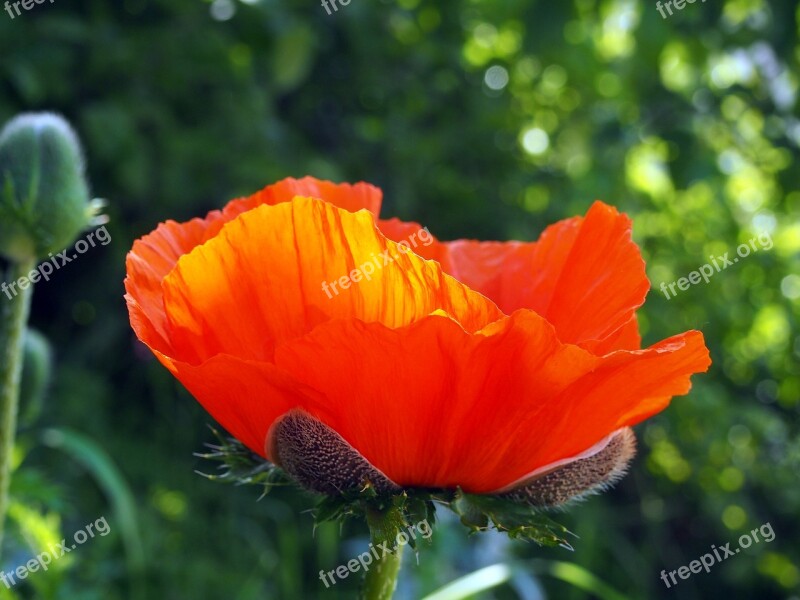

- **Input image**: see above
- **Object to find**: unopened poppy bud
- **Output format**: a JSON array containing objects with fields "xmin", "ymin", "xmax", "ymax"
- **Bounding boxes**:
[
  {"xmin": 20, "ymin": 328, "xmax": 52, "ymax": 427},
  {"xmin": 0, "ymin": 112, "xmax": 103, "ymax": 262}
]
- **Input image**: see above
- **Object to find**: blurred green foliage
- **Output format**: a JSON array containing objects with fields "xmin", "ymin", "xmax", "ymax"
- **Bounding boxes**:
[{"xmin": 0, "ymin": 0, "xmax": 798, "ymax": 598}]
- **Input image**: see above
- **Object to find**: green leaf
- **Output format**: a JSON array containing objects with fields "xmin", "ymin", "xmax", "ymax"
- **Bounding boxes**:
[
  {"xmin": 194, "ymin": 426, "xmax": 289, "ymax": 496},
  {"xmin": 422, "ymin": 564, "xmax": 515, "ymax": 600},
  {"xmin": 40, "ymin": 429, "xmax": 146, "ymax": 575},
  {"xmin": 422, "ymin": 561, "xmax": 630, "ymax": 600},
  {"xmin": 451, "ymin": 490, "xmax": 489, "ymax": 532},
  {"xmin": 529, "ymin": 560, "xmax": 630, "ymax": 600},
  {"xmin": 270, "ymin": 23, "xmax": 316, "ymax": 93},
  {"xmin": 449, "ymin": 491, "xmax": 575, "ymax": 549},
  {"xmin": 365, "ymin": 495, "xmax": 408, "ymax": 550}
]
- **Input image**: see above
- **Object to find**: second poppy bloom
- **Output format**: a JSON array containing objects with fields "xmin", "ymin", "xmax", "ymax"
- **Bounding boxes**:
[{"xmin": 125, "ymin": 177, "xmax": 710, "ymax": 505}]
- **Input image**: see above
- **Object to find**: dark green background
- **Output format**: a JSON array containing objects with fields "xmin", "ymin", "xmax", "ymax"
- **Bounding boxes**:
[{"xmin": 0, "ymin": 0, "xmax": 798, "ymax": 598}]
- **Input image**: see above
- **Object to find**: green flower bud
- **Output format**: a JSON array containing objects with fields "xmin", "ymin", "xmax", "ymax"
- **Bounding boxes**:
[
  {"xmin": 0, "ymin": 113, "xmax": 102, "ymax": 262},
  {"xmin": 19, "ymin": 328, "xmax": 52, "ymax": 427}
]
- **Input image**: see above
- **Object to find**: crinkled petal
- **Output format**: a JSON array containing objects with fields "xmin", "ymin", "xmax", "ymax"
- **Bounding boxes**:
[
  {"xmin": 125, "ymin": 177, "xmax": 384, "ymax": 354},
  {"xmin": 152, "ymin": 350, "xmax": 332, "ymax": 458},
  {"xmin": 377, "ymin": 217, "xmax": 454, "ymax": 271},
  {"xmin": 445, "ymin": 201, "xmax": 650, "ymax": 352},
  {"xmin": 222, "ymin": 176, "xmax": 383, "ymax": 221},
  {"xmin": 272, "ymin": 310, "xmax": 710, "ymax": 492},
  {"xmin": 160, "ymin": 197, "xmax": 503, "ymax": 364},
  {"xmin": 125, "ymin": 187, "xmax": 711, "ymax": 495}
]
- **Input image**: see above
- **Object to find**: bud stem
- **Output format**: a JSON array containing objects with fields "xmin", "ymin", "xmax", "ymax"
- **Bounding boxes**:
[
  {"xmin": 0, "ymin": 256, "xmax": 36, "ymax": 555},
  {"xmin": 359, "ymin": 540, "xmax": 403, "ymax": 600}
]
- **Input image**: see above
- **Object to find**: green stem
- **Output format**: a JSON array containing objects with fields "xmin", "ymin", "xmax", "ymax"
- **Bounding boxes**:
[
  {"xmin": 0, "ymin": 257, "xmax": 36, "ymax": 556},
  {"xmin": 359, "ymin": 542, "xmax": 404, "ymax": 600}
]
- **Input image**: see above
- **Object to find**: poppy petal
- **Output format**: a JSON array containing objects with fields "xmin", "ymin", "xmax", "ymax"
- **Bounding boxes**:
[
  {"xmin": 159, "ymin": 197, "xmax": 503, "ymax": 364},
  {"xmin": 580, "ymin": 314, "xmax": 641, "ymax": 355},
  {"xmin": 125, "ymin": 181, "xmax": 712, "ymax": 500},
  {"xmin": 222, "ymin": 176, "xmax": 383, "ymax": 221},
  {"xmin": 151, "ymin": 349, "xmax": 330, "ymax": 461},
  {"xmin": 126, "ymin": 178, "xmax": 385, "ymax": 353},
  {"xmin": 489, "ymin": 330, "xmax": 710, "ymax": 492},
  {"xmin": 273, "ymin": 309, "xmax": 709, "ymax": 492},
  {"xmin": 377, "ymin": 217, "xmax": 454, "ymax": 271},
  {"xmin": 445, "ymin": 201, "xmax": 650, "ymax": 350},
  {"xmin": 125, "ymin": 216, "xmax": 226, "ymax": 351}
]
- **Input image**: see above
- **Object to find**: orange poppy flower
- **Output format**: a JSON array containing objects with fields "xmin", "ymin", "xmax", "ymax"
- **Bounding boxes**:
[{"xmin": 125, "ymin": 177, "xmax": 710, "ymax": 497}]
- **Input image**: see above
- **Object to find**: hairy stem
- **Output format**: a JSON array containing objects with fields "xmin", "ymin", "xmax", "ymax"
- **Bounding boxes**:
[
  {"xmin": 0, "ymin": 257, "xmax": 36, "ymax": 555},
  {"xmin": 359, "ymin": 541, "xmax": 404, "ymax": 600}
]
